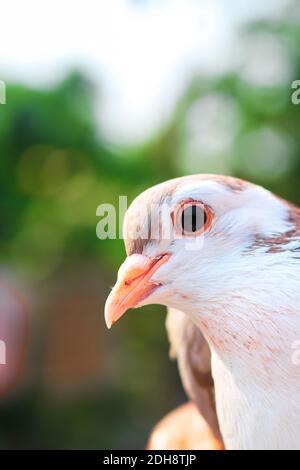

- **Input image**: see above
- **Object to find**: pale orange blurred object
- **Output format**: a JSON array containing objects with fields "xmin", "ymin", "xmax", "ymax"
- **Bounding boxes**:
[{"xmin": 147, "ymin": 402, "xmax": 224, "ymax": 450}]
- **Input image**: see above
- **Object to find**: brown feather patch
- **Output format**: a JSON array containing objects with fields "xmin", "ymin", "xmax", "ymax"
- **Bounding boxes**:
[{"xmin": 247, "ymin": 206, "xmax": 300, "ymax": 254}]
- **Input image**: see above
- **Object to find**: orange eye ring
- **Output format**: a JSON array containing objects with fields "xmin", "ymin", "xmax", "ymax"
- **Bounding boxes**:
[{"xmin": 172, "ymin": 199, "xmax": 213, "ymax": 237}]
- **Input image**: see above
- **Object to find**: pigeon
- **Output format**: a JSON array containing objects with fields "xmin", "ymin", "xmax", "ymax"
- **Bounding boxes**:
[{"xmin": 104, "ymin": 174, "xmax": 300, "ymax": 450}]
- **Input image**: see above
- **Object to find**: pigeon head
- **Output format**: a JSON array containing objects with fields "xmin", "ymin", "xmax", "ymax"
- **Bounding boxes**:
[{"xmin": 105, "ymin": 174, "xmax": 299, "ymax": 345}]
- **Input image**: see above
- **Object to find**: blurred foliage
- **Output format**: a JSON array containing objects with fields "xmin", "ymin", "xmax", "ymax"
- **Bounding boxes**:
[{"xmin": 0, "ymin": 7, "xmax": 300, "ymax": 449}]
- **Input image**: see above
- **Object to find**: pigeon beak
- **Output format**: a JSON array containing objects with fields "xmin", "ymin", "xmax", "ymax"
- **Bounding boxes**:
[{"xmin": 104, "ymin": 253, "xmax": 171, "ymax": 329}]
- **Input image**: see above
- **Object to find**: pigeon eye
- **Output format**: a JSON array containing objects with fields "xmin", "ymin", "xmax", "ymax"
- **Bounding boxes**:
[{"xmin": 173, "ymin": 200, "xmax": 213, "ymax": 237}]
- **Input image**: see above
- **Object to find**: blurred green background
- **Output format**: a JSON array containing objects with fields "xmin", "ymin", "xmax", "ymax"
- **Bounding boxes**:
[{"xmin": 0, "ymin": 0, "xmax": 300, "ymax": 449}]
